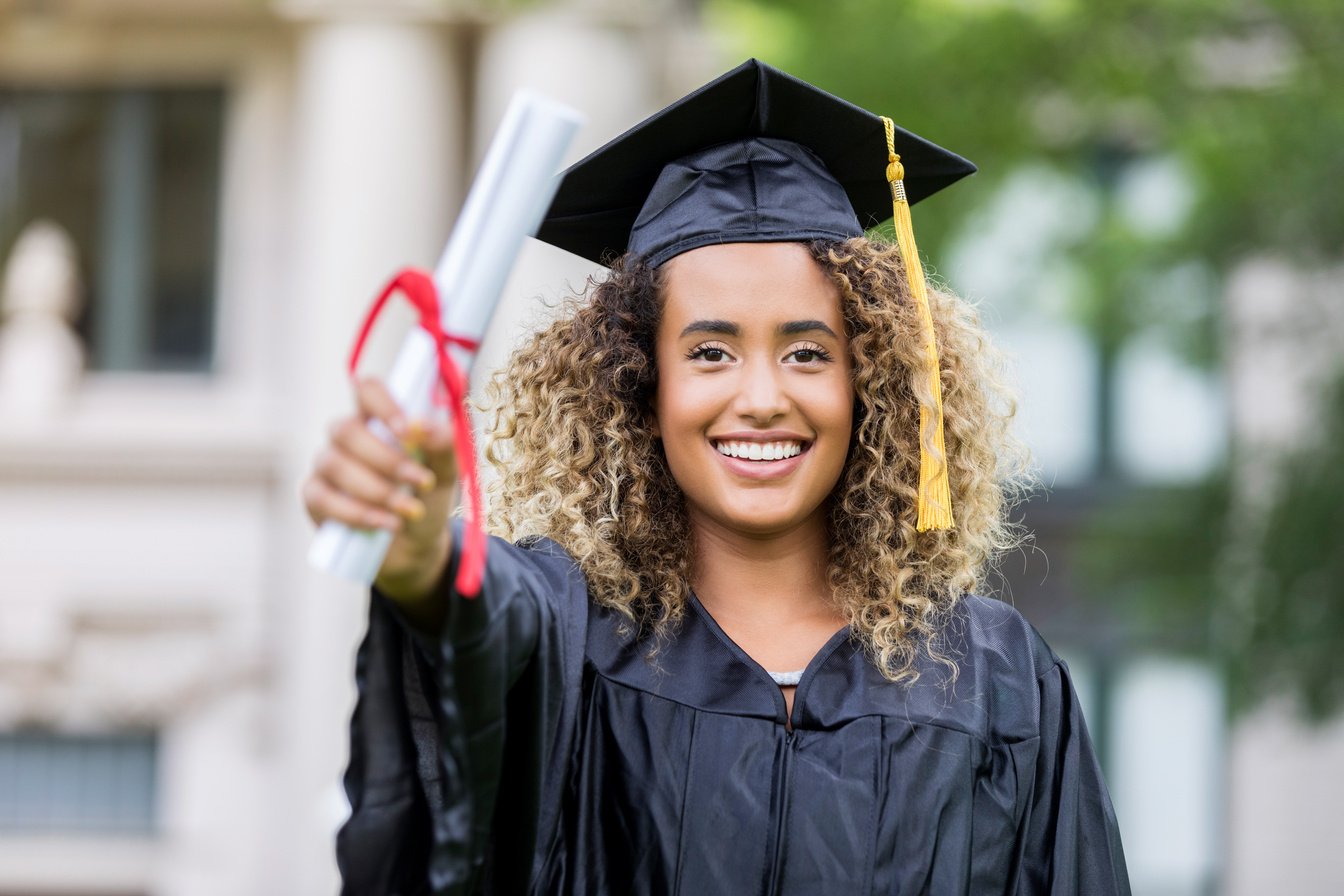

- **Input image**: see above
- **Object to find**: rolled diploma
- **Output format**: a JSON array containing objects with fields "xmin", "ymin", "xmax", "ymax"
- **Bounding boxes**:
[{"xmin": 308, "ymin": 90, "xmax": 584, "ymax": 584}]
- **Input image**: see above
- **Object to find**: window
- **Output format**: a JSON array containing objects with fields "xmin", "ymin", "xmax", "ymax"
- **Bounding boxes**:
[
  {"xmin": 0, "ymin": 731, "xmax": 157, "ymax": 835},
  {"xmin": 0, "ymin": 86, "xmax": 224, "ymax": 372}
]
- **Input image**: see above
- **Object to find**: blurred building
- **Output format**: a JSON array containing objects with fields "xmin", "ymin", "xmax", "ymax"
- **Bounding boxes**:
[
  {"xmin": 949, "ymin": 162, "xmax": 1227, "ymax": 896},
  {"xmin": 952, "ymin": 163, "xmax": 1344, "ymax": 895},
  {"xmin": 1219, "ymin": 257, "xmax": 1344, "ymax": 896},
  {"xmin": 0, "ymin": 1, "xmax": 710, "ymax": 892}
]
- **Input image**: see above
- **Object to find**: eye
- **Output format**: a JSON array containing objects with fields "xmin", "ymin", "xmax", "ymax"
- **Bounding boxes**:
[
  {"xmin": 686, "ymin": 343, "xmax": 733, "ymax": 363},
  {"xmin": 786, "ymin": 343, "xmax": 834, "ymax": 364}
]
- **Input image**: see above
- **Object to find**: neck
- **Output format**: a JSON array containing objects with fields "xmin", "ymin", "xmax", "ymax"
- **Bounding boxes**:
[{"xmin": 690, "ymin": 511, "xmax": 834, "ymax": 627}]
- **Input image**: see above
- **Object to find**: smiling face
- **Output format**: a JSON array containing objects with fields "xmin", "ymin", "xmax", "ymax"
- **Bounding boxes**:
[{"xmin": 652, "ymin": 242, "xmax": 854, "ymax": 541}]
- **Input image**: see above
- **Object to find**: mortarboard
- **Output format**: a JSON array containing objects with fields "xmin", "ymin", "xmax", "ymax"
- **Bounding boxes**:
[
  {"xmin": 538, "ymin": 58, "xmax": 975, "ymax": 267},
  {"xmin": 537, "ymin": 59, "xmax": 970, "ymax": 531}
]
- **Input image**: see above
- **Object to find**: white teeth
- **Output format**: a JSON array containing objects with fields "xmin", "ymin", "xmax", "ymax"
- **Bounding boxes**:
[{"xmin": 714, "ymin": 440, "xmax": 804, "ymax": 460}]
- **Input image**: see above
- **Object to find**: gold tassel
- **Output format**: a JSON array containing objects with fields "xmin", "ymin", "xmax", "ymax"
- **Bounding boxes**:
[{"xmin": 881, "ymin": 117, "xmax": 954, "ymax": 531}]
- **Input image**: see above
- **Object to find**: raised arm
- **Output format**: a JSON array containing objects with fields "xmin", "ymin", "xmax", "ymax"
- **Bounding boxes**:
[{"xmin": 305, "ymin": 377, "xmax": 589, "ymax": 894}]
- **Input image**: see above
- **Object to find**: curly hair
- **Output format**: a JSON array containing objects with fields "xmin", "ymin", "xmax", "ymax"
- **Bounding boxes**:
[{"xmin": 483, "ymin": 236, "xmax": 1029, "ymax": 681}]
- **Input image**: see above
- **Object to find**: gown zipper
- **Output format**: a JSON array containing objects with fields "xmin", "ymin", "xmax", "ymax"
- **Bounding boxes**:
[{"xmin": 765, "ymin": 727, "xmax": 796, "ymax": 895}]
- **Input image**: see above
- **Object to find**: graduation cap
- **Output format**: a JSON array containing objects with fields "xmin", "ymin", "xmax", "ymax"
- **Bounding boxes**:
[
  {"xmin": 538, "ymin": 59, "xmax": 975, "ymax": 267},
  {"xmin": 537, "ymin": 59, "xmax": 969, "ymax": 531}
]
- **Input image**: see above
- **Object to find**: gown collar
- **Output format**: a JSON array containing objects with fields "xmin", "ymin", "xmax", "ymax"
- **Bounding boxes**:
[{"xmin": 586, "ymin": 591, "xmax": 854, "ymax": 728}]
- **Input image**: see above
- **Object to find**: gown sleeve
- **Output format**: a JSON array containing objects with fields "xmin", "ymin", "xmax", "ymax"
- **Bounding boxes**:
[
  {"xmin": 335, "ymin": 526, "xmax": 589, "ymax": 896},
  {"xmin": 1016, "ymin": 656, "xmax": 1131, "ymax": 896}
]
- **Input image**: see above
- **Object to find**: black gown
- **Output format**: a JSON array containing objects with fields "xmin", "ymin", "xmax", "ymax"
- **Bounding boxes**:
[{"xmin": 336, "ymin": 532, "xmax": 1130, "ymax": 895}]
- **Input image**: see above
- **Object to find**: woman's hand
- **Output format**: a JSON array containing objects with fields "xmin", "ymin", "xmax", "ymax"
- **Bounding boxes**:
[{"xmin": 302, "ymin": 377, "xmax": 460, "ymax": 614}]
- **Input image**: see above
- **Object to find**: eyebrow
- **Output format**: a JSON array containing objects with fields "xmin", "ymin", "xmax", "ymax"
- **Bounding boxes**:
[
  {"xmin": 678, "ymin": 319, "xmax": 838, "ymax": 338},
  {"xmin": 778, "ymin": 319, "xmax": 838, "ymax": 338},
  {"xmin": 679, "ymin": 319, "xmax": 739, "ymax": 337}
]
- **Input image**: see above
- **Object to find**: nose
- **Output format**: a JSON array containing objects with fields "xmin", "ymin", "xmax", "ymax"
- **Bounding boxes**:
[{"xmin": 732, "ymin": 357, "xmax": 790, "ymax": 423}]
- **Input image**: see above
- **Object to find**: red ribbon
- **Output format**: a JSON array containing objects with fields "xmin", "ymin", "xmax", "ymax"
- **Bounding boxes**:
[{"xmin": 347, "ymin": 267, "xmax": 486, "ymax": 598}]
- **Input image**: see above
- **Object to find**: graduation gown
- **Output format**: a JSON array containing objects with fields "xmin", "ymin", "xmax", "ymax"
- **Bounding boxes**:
[{"xmin": 336, "ymin": 533, "xmax": 1130, "ymax": 895}]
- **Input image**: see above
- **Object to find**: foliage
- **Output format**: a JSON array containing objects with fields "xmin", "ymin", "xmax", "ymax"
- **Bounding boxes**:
[
  {"xmin": 708, "ymin": 0, "xmax": 1344, "ymax": 265},
  {"xmin": 707, "ymin": 0, "xmax": 1344, "ymax": 717},
  {"xmin": 1077, "ymin": 370, "xmax": 1344, "ymax": 721},
  {"xmin": 1230, "ymin": 372, "xmax": 1344, "ymax": 718},
  {"xmin": 1074, "ymin": 475, "xmax": 1230, "ymax": 655}
]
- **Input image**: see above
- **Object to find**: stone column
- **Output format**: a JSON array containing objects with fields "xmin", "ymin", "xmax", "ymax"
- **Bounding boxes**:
[
  {"xmin": 269, "ymin": 8, "xmax": 464, "ymax": 893},
  {"xmin": 469, "ymin": 6, "xmax": 667, "ymax": 393}
]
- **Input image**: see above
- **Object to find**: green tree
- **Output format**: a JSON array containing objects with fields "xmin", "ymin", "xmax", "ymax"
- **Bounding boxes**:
[
  {"xmin": 707, "ymin": 0, "xmax": 1344, "ymax": 717},
  {"xmin": 709, "ymin": 0, "xmax": 1344, "ymax": 262}
]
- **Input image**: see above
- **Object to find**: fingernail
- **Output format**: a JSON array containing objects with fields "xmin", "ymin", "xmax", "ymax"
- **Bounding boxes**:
[{"xmin": 396, "ymin": 496, "xmax": 426, "ymax": 522}]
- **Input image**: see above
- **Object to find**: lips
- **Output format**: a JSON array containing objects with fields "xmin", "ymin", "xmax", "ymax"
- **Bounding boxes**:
[{"xmin": 712, "ymin": 439, "xmax": 806, "ymax": 461}]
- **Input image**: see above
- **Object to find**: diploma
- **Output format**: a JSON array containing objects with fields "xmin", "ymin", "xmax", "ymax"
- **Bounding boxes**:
[{"xmin": 308, "ymin": 90, "xmax": 584, "ymax": 584}]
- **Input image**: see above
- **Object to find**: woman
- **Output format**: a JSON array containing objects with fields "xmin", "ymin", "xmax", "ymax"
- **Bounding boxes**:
[{"xmin": 304, "ymin": 61, "xmax": 1130, "ymax": 895}]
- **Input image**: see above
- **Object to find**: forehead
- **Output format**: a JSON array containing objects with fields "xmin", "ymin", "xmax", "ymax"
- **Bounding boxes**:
[{"xmin": 658, "ymin": 242, "xmax": 843, "ymax": 329}]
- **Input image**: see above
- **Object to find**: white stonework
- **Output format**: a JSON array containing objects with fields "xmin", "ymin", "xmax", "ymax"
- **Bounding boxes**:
[
  {"xmin": 0, "ymin": 2, "xmax": 690, "ymax": 893},
  {"xmin": 1226, "ymin": 700, "xmax": 1344, "ymax": 896}
]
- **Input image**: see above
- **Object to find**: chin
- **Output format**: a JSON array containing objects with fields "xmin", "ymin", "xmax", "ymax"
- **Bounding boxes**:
[{"xmin": 702, "ymin": 502, "xmax": 829, "ymax": 540}]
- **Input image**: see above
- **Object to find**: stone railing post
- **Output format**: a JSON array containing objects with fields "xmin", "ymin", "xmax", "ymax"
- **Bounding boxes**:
[{"xmin": 0, "ymin": 220, "xmax": 84, "ymax": 424}]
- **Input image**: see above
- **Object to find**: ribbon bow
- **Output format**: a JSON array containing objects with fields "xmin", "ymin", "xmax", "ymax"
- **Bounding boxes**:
[{"xmin": 347, "ymin": 267, "xmax": 486, "ymax": 597}]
